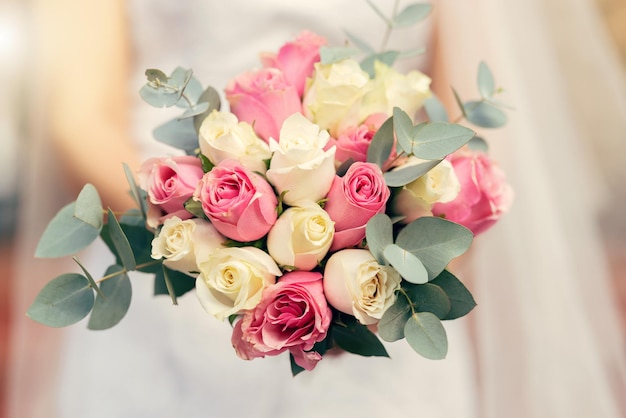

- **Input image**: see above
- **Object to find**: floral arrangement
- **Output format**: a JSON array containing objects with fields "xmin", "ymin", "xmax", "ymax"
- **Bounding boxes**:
[{"xmin": 28, "ymin": 3, "xmax": 512, "ymax": 374}]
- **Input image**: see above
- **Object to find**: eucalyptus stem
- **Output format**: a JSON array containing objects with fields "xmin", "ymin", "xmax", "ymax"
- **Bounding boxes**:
[
  {"xmin": 379, "ymin": 0, "xmax": 400, "ymax": 52},
  {"xmin": 96, "ymin": 260, "xmax": 161, "ymax": 283},
  {"xmin": 398, "ymin": 287, "xmax": 417, "ymax": 315}
]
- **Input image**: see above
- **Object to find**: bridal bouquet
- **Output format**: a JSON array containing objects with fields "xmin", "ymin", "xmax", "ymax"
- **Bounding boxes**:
[{"xmin": 28, "ymin": 3, "xmax": 512, "ymax": 374}]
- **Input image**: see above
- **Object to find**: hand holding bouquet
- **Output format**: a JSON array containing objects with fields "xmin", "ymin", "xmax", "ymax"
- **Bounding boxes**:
[{"xmin": 28, "ymin": 3, "xmax": 512, "ymax": 374}]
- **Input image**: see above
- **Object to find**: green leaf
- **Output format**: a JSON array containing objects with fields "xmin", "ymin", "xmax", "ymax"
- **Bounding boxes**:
[
  {"xmin": 423, "ymin": 96, "xmax": 449, "ymax": 122},
  {"xmin": 365, "ymin": 0, "xmax": 390, "ymax": 24},
  {"xmin": 365, "ymin": 214, "xmax": 393, "ymax": 265},
  {"xmin": 87, "ymin": 265, "xmax": 132, "ymax": 330},
  {"xmin": 398, "ymin": 47, "xmax": 426, "ymax": 59},
  {"xmin": 319, "ymin": 46, "xmax": 360, "ymax": 64},
  {"xmin": 178, "ymin": 102, "xmax": 209, "ymax": 120},
  {"xmin": 145, "ymin": 69, "xmax": 168, "ymax": 84},
  {"xmin": 384, "ymin": 159, "xmax": 442, "ymax": 187},
  {"xmin": 431, "ymin": 270, "xmax": 476, "ymax": 319},
  {"xmin": 404, "ymin": 311, "xmax": 448, "ymax": 359},
  {"xmin": 198, "ymin": 153, "xmax": 215, "ymax": 173},
  {"xmin": 393, "ymin": 3, "xmax": 432, "ymax": 28},
  {"xmin": 193, "ymin": 86, "xmax": 222, "ymax": 132},
  {"xmin": 344, "ymin": 30, "xmax": 375, "ymax": 54},
  {"xmin": 464, "ymin": 101, "xmax": 507, "ymax": 128},
  {"xmin": 413, "ymin": 122, "xmax": 475, "ymax": 160},
  {"xmin": 183, "ymin": 197, "xmax": 206, "ymax": 219},
  {"xmin": 27, "ymin": 273, "xmax": 94, "ymax": 327},
  {"xmin": 290, "ymin": 353, "xmax": 306, "ymax": 376},
  {"xmin": 154, "ymin": 266, "xmax": 196, "ymax": 301},
  {"xmin": 153, "ymin": 117, "xmax": 199, "ymax": 152},
  {"xmin": 378, "ymin": 296, "xmax": 412, "ymax": 342},
  {"xmin": 72, "ymin": 257, "xmax": 105, "ymax": 299},
  {"xmin": 73, "ymin": 184, "xmax": 103, "ymax": 229},
  {"xmin": 360, "ymin": 51, "xmax": 400, "ymax": 77},
  {"xmin": 331, "ymin": 314, "xmax": 389, "ymax": 357},
  {"xmin": 106, "ymin": 209, "xmax": 136, "ymax": 271},
  {"xmin": 383, "ymin": 244, "xmax": 428, "ymax": 284},
  {"xmin": 404, "ymin": 282, "xmax": 451, "ymax": 319},
  {"xmin": 123, "ymin": 163, "xmax": 147, "ymax": 219},
  {"xmin": 392, "ymin": 107, "xmax": 415, "ymax": 155},
  {"xmin": 139, "ymin": 83, "xmax": 180, "ymax": 108},
  {"xmin": 467, "ymin": 136, "xmax": 489, "ymax": 152},
  {"xmin": 396, "ymin": 217, "xmax": 473, "ymax": 280},
  {"xmin": 477, "ymin": 61, "xmax": 496, "ymax": 98},
  {"xmin": 366, "ymin": 115, "xmax": 394, "ymax": 168},
  {"xmin": 100, "ymin": 222, "xmax": 160, "ymax": 274},
  {"xmin": 451, "ymin": 87, "xmax": 467, "ymax": 118},
  {"xmin": 176, "ymin": 75, "xmax": 203, "ymax": 108},
  {"xmin": 168, "ymin": 67, "xmax": 193, "ymax": 101},
  {"xmin": 35, "ymin": 202, "xmax": 102, "ymax": 258}
]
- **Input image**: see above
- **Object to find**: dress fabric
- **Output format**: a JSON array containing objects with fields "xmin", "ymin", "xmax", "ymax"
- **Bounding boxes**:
[{"xmin": 8, "ymin": 0, "xmax": 626, "ymax": 417}]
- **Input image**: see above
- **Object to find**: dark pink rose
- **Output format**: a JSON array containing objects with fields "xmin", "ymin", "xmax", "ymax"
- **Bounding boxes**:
[
  {"xmin": 260, "ymin": 31, "xmax": 327, "ymax": 97},
  {"xmin": 324, "ymin": 162, "xmax": 390, "ymax": 251},
  {"xmin": 225, "ymin": 67, "xmax": 302, "ymax": 142},
  {"xmin": 194, "ymin": 159, "xmax": 277, "ymax": 242},
  {"xmin": 138, "ymin": 156, "xmax": 204, "ymax": 227},
  {"xmin": 432, "ymin": 148, "xmax": 513, "ymax": 235},
  {"xmin": 232, "ymin": 271, "xmax": 332, "ymax": 371}
]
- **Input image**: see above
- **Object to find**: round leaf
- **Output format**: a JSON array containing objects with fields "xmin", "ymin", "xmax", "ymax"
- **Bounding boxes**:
[
  {"xmin": 423, "ymin": 96, "xmax": 449, "ymax": 123},
  {"xmin": 27, "ymin": 273, "xmax": 94, "ymax": 327},
  {"xmin": 88, "ymin": 265, "xmax": 132, "ymax": 330},
  {"xmin": 73, "ymin": 184, "xmax": 103, "ymax": 229},
  {"xmin": 464, "ymin": 101, "xmax": 507, "ymax": 128},
  {"xmin": 431, "ymin": 270, "xmax": 476, "ymax": 319},
  {"xmin": 365, "ymin": 214, "xmax": 393, "ymax": 265},
  {"xmin": 383, "ymin": 244, "xmax": 428, "ymax": 284},
  {"xmin": 404, "ymin": 311, "xmax": 448, "ymax": 359},
  {"xmin": 405, "ymin": 283, "xmax": 451, "ymax": 319},
  {"xmin": 378, "ymin": 296, "xmax": 412, "ymax": 342},
  {"xmin": 413, "ymin": 122, "xmax": 475, "ymax": 160},
  {"xmin": 366, "ymin": 116, "xmax": 394, "ymax": 168}
]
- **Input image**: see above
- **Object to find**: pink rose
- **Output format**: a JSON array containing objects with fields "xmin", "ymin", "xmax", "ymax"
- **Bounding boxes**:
[
  {"xmin": 324, "ymin": 162, "xmax": 390, "ymax": 251},
  {"xmin": 332, "ymin": 113, "xmax": 387, "ymax": 163},
  {"xmin": 432, "ymin": 148, "xmax": 513, "ymax": 235},
  {"xmin": 232, "ymin": 271, "xmax": 332, "ymax": 371},
  {"xmin": 260, "ymin": 30, "xmax": 327, "ymax": 97},
  {"xmin": 138, "ymin": 156, "xmax": 204, "ymax": 228},
  {"xmin": 225, "ymin": 67, "xmax": 302, "ymax": 142},
  {"xmin": 194, "ymin": 159, "xmax": 278, "ymax": 242}
]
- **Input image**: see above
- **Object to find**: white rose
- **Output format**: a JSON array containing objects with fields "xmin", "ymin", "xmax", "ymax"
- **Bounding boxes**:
[
  {"xmin": 323, "ymin": 249, "xmax": 401, "ymax": 325},
  {"xmin": 199, "ymin": 110, "xmax": 271, "ymax": 174},
  {"xmin": 361, "ymin": 61, "xmax": 432, "ymax": 121},
  {"xmin": 151, "ymin": 217, "xmax": 225, "ymax": 275},
  {"xmin": 195, "ymin": 246, "xmax": 281, "ymax": 320},
  {"xmin": 267, "ymin": 201, "xmax": 334, "ymax": 271},
  {"xmin": 303, "ymin": 58, "xmax": 371, "ymax": 136},
  {"xmin": 393, "ymin": 158, "xmax": 460, "ymax": 223},
  {"xmin": 266, "ymin": 113, "xmax": 336, "ymax": 205}
]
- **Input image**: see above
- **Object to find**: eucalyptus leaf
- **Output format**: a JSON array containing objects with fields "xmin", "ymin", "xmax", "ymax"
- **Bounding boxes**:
[
  {"xmin": 384, "ymin": 159, "xmax": 442, "ymax": 187},
  {"xmin": 477, "ymin": 61, "xmax": 496, "ymax": 98},
  {"xmin": 73, "ymin": 184, "xmax": 103, "ymax": 229},
  {"xmin": 153, "ymin": 117, "xmax": 199, "ymax": 152},
  {"xmin": 392, "ymin": 107, "xmax": 415, "ymax": 155},
  {"xmin": 168, "ymin": 67, "xmax": 193, "ymax": 100},
  {"xmin": 405, "ymin": 282, "xmax": 451, "ymax": 319},
  {"xmin": 431, "ymin": 270, "xmax": 476, "ymax": 319},
  {"xmin": 320, "ymin": 46, "xmax": 360, "ymax": 64},
  {"xmin": 383, "ymin": 244, "xmax": 428, "ymax": 284},
  {"xmin": 35, "ymin": 202, "xmax": 102, "ymax": 258},
  {"xmin": 366, "ymin": 116, "xmax": 394, "ymax": 168},
  {"xmin": 87, "ymin": 265, "xmax": 132, "ymax": 330},
  {"xmin": 396, "ymin": 217, "xmax": 473, "ymax": 280},
  {"xmin": 123, "ymin": 162, "xmax": 147, "ymax": 220},
  {"xmin": 360, "ymin": 51, "xmax": 400, "ymax": 77},
  {"xmin": 467, "ymin": 136, "xmax": 489, "ymax": 152},
  {"xmin": 378, "ymin": 296, "xmax": 412, "ymax": 342},
  {"xmin": 423, "ymin": 96, "xmax": 449, "ymax": 122},
  {"xmin": 393, "ymin": 3, "xmax": 432, "ymax": 28},
  {"xmin": 193, "ymin": 86, "xmax": 222, "ymax": 132},
  {"xmin": 464, "ymin": 101, "xmax": 507, "ymax": 128},
  {"xmin": 331, "ymin": 315, "xmax": 389, "ymax": 357},
  {"xmin": 154, "ymin": 266, "xmax": 196, "ymax": 301},
  {"xmin": 451, "ymin": 87, "xmax": 466, "ymax": 118},
  {"xmin": 290, "ymin": 353, "xmax": 306, "ymax": 377},
  {"xmin": 176, "ymin": 75, "xmax": 203, "ymax": 108},
  {"xmin": 404, "ymin": 311, "xmax": 448, "ymax": 359},
  {"xmin": 101, "ymin": 221, "xmax": 160, "ymax": 275},
  {"xmin": 365, "ymin": 0, "xmax": 389, "ymax": 23},
  {"xmin": 145, "ymin": 69, "xmax": 168, "ymax": 84},
  {"xmin": 72, "ymin": 257, "xmax": 105, "ymax": 299},
  {"xmin": 413, "ymin": 122, "xmax": 475, "ymax": 160},
  {"xmin": 106, "ymin": 209, "xmax": 136, "ymax": 271},
  {"xmin": 365, "ymin": 214, "xmax": 393, "ymax": 265},
  {"xmin": 344, "ymin": 30, "xmax": 375, "ymax": 54},
  {"xmin": 27, "ymin": 273, "xmax": 94, "ymax": 327},
  {"xmin": 139, "ymin": 84, "xmax": 180, "ymax": 108},
  {"xmin": 178, "ymin": 102, "xmax": 210, "ymax": 120},
  {"xmin": 398, "ymin": 47, "xmax": 426, "ymax": 59},
  {"xmin": 184, "ymin": 197, "xmax": 207, "ymax": 219}
]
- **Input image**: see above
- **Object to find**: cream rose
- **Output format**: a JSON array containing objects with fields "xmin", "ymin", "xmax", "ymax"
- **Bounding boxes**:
[
  {"xmin": 393, "ymin": 158, "xmax": 460, "ymax": 223},
  {"xmin": 323, "ymin": 249, "xmax": 401, "ymax": 325},
  {"xmin": 302, "ymin": 58, "xmax": 371, "ymax": 136},
  {"xmin": 266, "ymin": 113, "xmax": 336, "ymax": 205},
  {"xmin": 361, "ymin": 61, "xmax": 432, "ymax": 121},
  {"xmin": 196, "ymin": 247, "xmax": 281, "ymax": 321},
  {"xmin": 267, "ymin": 201, "xmax": 334, "ymax": 271},
  {"xmin": 151, "ymin": 216, "xmax": 225, "ymax": 275},
  {"xmin": 199, "ymin": 110, "xmax": 271, "ymax": 174}
]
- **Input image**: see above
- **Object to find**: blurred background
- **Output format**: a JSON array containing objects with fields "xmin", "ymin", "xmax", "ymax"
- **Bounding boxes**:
[{"xmin": 0, "ymin": 0, "xmax": 624, "ymax": 416}]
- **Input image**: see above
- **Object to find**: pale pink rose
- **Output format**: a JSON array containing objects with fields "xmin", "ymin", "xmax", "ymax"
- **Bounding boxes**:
[
  {"xmin": 332, "ymin": 113, "xmax": 387, "ymax": 163},
  {"xmin": 138, "ymin": 156, "xmax": 204, "ymax": 228},
  {"xmin": 324, "ymin": 162, "xmax": 390, "ymax": 251},
  {"xmin": 232, "ymin": 271, "xmax": 332, "ymax": 371},
  {"xmin": 432, "ymin": 148, "xmax": 513, "ymax": 235},
  {"xmin": 194, "ymin": 159, "xmax": 278, "ymax": 242},
  {"xmin": 225, "ymin": 67, "xmax": 302, "ymax": 142},
  {"xmin": 260, "ymin": 31, "xmax": 326, "ymax": 97}
]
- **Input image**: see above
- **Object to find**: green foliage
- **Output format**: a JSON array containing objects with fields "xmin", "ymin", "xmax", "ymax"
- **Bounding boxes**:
[
  {"xmin": 423, "ymin": 95, "xmax": 449, "ymax": 122},
  {"xmin": 383, "ymin": 244, "xmax": 428, "ymax": 284},
  {"xmin": 477, "ymin": 61, "xmax": 496, "ymax": 98},
  {"xmin": 73, "ymin": 184, "xmax": 103, "ymax": 229},
  {"xmin": 193, "ymin": 86, "xmax": 222, "ymax": 132},
  {"xmin": 88, "ymin": 265, "xmax": 132, "ymax": 330},
  {"xmin": 184, "ymin": 197, "xmax": 207, "ymax": 219},
  {"xmin": 383, "ymin": 159, "xmax": 441, "ymax": 187},
  {"xmin": 319, "ymin": 46, "xmax": 360, "ymax": 64},
  {"xmin": 430, "ymin": 270, "xmax": 476, "ymax": 319},
  {"xmin": 464, "ymin": 101, "xmax": 507, "ymax": 128},
  {"xmin": 100, "ymin": 219, "xmax": 159, "ymax": 274},
  {"xmin": 27, "ymin": 273, "xmax": 94, "ymax": 327},
  {"xmin": 154, "ymin": 266, "xmax": 196, "ymax": 303},
  {"xmin": 361, "ymin": 50, "xmax": 400, "ymax": 77},
  {"xmin": 344, "ymin": 30, "xmax": 374, "ymax": 54},
  {"xmin": 468, "ymin": 136, "xmax": 489, "ymax": 152},
  {"xmin": 366, "ymin": 115, "xmax": 394, "ymax": 168},
  {"xmin": 412, "ymin": 122, "xmax": 475, "ymax": 159},
  {"xmin": 365, "ymin": 214, "xmax": 393, "ymax": 265},
  {"xmin": 331, "ymin": 314, "xmax": 389, "ymax": 357},
  {"xmin": 378, "ymin": 296, "xmax": 412, "ymax": 342},
  {"xmin": 153, "ymin": 117, "xmax": 199, "ymax": 153},
  {"xmin": 123, "ymin": 163, "xmax": 147, "ymax": 219},
  {"xmin": 140, "ymin": 67, "xmax": 193, "ymax": 108},
  {"xmin": 392, "ymin": 3, "xmax": 432, "ymax": 28},
  {"xmin": 404, "ymin": 311, "xmax": 447, "ymax": 359},
  {"xmin": 106, "ymin": 209, "xmax": 136, "ymax": 271},
  {"xmin": 290, "ymin": 353, "xmax": 306, "ymax": 377},
  {"xmin": 404, "ymin": 282, "xmax": 451, "ymax": 319}
]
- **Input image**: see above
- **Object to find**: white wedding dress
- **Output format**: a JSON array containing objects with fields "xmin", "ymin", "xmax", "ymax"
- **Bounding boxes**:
[{"xmin": 9, "ymin": 0, "xmax": 626, "ymax": 417}]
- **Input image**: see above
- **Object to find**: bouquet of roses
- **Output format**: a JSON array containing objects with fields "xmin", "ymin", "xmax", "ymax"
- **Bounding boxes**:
[{"xmin": 28, "ymin": 3, "xmax": 512, "ymax": 374}]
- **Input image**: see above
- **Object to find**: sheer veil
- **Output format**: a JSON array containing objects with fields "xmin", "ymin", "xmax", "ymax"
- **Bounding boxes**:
[
  {"xmin": 8, "ymin": 0, "xmax": 626, "ymax": 417},
  {"xmin": 433, "ymin": 0, "xmax": 626, "ymax": 416}
]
